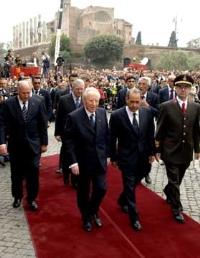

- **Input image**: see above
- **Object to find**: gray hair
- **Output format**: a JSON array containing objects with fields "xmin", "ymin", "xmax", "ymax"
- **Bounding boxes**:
[
  {"xmin": 126, "ymin": 88, "xmax": 141, "ymax": 98},
  {"xmin": 138, "ymin": 76, "xmax": 151, "ymax": 86},
  {"xmin": 17, "ymin": 80, "xmax": 32, "ymax": 89},
  {"xmin": 72, "ymin": 78, "xmax": 85, "ymax": 89},
  {"xmin": 82, "ymin": 86, "xmax": 100, "ymax": 99}
]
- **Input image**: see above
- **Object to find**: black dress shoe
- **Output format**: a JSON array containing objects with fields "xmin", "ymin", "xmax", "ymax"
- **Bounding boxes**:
[
  {"xmin": 29, "ymin": 201, "xmax": 38, "ymax": 211},
  {"xmin": 166, "ymin": 197, "xmax": 171, "ymax": 204},
  {"xmin": 13, "ymin": 198, "xmax": 21, "ymax": 208},
  {"xmin": 72, "ymin": 183, "xmax": 78, "ymax": 189},
  {"xmin": 56, "ymin": 168, "xmax": 63, "ymax": 174},
  {"xmin": 117, "ymin": 199, "xmax": 129, "ymax": 213},
  {"xmin": 173, "ymin": 213, "xmax": 185, "ymax": 223},
  {"xmin": 63, "ymin": 177, "xmax": 69, "ymax": 185},
  {"xmin": 83, "ymin": 221, "xmax": 92, "ymax": 232},
  {"xmin": 121, "ymin": 205, "xmax": 129, "ymax": 213},
  {"xmin": 93, "ymin": 213, "xmax": 102, "ymax": 227},
  {"xmin": 131, "ymin": 220, "xmax": 142, "ymax": 231},
  {"xmin": 145, "ymin": 174, "xmax": 152, "ymax": 184}
]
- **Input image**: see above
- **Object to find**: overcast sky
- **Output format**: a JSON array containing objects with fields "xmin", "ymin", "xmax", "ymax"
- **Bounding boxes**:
[{"xmin": 1, "ymin": 0, "xmax": 199, "ymax": 47}]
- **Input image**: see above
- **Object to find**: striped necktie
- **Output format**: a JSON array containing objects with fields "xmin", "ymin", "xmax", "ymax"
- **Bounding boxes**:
[{"xmin": 22, "ymin": 101, "xmax": 28, "ymax": 122}]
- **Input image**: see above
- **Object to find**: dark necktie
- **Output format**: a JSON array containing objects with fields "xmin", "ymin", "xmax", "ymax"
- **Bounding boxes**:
[
  {"xmin": 90, "ymin": 113, "xmax": 95, "ymax": 128},
  {"xmin": 170, "ymin": 89, "xmax": 174, "ymax": 100},
  {"xmin": 141, "ymin": 95, "xmax": 145, "ymax": 100},
  {"xmin": 75, "ymin": 98, "xmax": 80, "ymax": 109},
  {"xmin": 35, "ymin": 90, "xmax": 38, "ymax": 95},
  {"xmin": 22, "ymin": 101, "xmax": 28, "ymax": 122},
  {"xmin": 182, "ymin": 103, "xmax": 186, "ymax": 114},
  {"xmin": 132, "ymin": 112, "xmax": 139, "ymax": 134}
]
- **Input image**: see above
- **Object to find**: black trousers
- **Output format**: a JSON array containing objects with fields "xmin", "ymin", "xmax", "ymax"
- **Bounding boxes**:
[
  {"xmin": 9, "ymin": 144, "xmax": 40, "ymax": 202},
  {"xmin": 61, "ymin": 143, "xmax": 79, "ymax": 186},
  {"xmin": 77, "ymin": 165, "xmax": 107, "ymax": 222},
  {"xmin": 164, "ymin": 162, "xmax": 190, "ymax": 214},
  {"xmin": 118, "ymin": 156, "xmax": 149, "ymax": 219},
  {"xmin": 119, "ymin": 166, "xmax": 141, "ymax": 222}
]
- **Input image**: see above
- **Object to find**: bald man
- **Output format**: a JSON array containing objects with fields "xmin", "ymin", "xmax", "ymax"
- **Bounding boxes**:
[{"xmin": 0, "ymin": 80, "xmax": 48, "ymax": 211}]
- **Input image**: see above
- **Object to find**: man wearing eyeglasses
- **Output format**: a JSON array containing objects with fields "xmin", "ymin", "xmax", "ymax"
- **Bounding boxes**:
[
  {"xmin": 155, "ymin": 74, "xmax": 200, "ymax": 224},
  {"xmin": 32, "ymin": 75, "xmax": 52, "ymax": 127}
]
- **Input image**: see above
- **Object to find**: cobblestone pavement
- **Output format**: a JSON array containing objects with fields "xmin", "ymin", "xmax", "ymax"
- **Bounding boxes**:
[{"xmin": 0, "ymin": 120, "xmax": 200, "ymax": 257}]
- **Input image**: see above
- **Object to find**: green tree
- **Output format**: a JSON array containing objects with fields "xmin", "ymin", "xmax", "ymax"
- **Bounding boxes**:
[
  {"xmin": 155, "ymin": 51, "xmax": 193, "ymax": 70},
  {"xmin": 84, "ymin": 34, "xmax": 124, "ymax": 63},
  {"xmin": 168, "ymin": 31, "xmax": 178, "ymax": 48},
  {"xmin": 135, "ymin": 31, "xmax": 142, "ymax": 45},
  {"xmin": 48, "ymin": 34, "xmax": 71, "ymax": 61}
]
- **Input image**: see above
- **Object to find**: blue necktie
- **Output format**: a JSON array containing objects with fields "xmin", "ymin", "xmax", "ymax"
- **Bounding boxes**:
[
  {"xmin": 75, "ymin": 98, "xmax": 80, "ymax": 109},
  {"xmin": 90, "ymin": 113, "xmax": 95, "ymax": 128}
]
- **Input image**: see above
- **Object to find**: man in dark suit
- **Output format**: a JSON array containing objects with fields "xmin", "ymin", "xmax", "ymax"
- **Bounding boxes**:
[
  {"xmin": 32, "ymin": 75, "xmax": 52, "ymax": 126},
  {"xmin": 54, "ymin": 73, "xmax": 78, "ymax": 112},
  {"xmin": 138, "ymin": 76, "xmax": 160, "ymax": 184},
  {"xmin": 0, "ymin": 80, "xmax": 48, "ymax": 211},
  {"xmin": 155, "ymin": 74, "xmax": 200, "ymax": 224},
  {"xmin": 158, "ymin": 74, "xmax": 176, "ymax": 103},
  {"xmin": 116, "ymin": 76, "xmax": 136, "ymax": 109},
  {"xmin": 110, "ymin": 88, "xmax": 155, "ymax": 231},
  {"xmin": 55, "ymin": 79, "xmax": 85, "ymax": 187},
  {"xmin": 62, "ymin": 87, "xmax": 110, "ymax": 232}
]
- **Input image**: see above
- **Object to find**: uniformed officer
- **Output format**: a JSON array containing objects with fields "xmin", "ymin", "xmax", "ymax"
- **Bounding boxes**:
[{"xmin": 155, "ymin": 74, "xmax": 200, "ymax": 224}]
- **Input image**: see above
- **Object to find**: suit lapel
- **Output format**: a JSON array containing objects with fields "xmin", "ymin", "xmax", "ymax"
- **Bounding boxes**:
[
  {"xmin": 173, "ymin": 99, "xmax": 183, "ymax": 114},
  {"xmin": 69, "ymin": 94, "xmax": 76, "ymax": 109},
  {"xmin": 27, "ymin": 97, "xmax": 38, "ymax": 122},
  {"xmin": 12, "ymin": 97, "xmax": 24, "ymax": 122},
  {"xmin": 122, "ymin": 107, "xmax": 138, "ymax": 135},
  {"xmin": 95, "ymin": 109, "xmax": 104, "ymax": 136}
]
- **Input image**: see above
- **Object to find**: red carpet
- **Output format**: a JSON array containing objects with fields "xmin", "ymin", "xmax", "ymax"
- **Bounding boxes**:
[{"xmin": 24, "ymin": 155, "xmax": 200, "ymax": 258}]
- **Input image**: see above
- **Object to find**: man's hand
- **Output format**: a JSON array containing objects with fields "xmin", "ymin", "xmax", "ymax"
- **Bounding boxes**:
[
  {"xmin": 140, "ymin": 99, "xmax": 149, "ymax": 107},
  {"xmin": 55, "ymin": 136, "xmax": 61, "ymax": 142},
  {"xmin": 71, "ymin": 165, "xmax": 79, "ymax": 175},
  {"xmin": 41, "ymin": 145, "xmax": 47, "ymax": 153},
  {"xmin": 155, "ymin": 153, "xmax": 161, "ymax": 162},
  {"xmin": 0, "ymin": 144, "xmax": 7, "ymax": 155},
  {"xmin": 107, "ymin": 158, "xmax": 111, "ymax": 166},
  {"xmin": 194, "ymin": 153, "xmax": 200, "ymax": 160},
  {"xmin": 111, "ymin": 161, "xmax": 118, "ymax": 167},
  {"xmin": 149, "ymin": 156, "xmax": 155, "ymax": 163}
]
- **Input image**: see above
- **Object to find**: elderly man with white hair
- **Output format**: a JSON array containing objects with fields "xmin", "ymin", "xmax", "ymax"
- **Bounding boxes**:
[
  {"xmin": 137, "ymin": 76, "xmax": 160, "ymax": 184},
  {"xmin": 62, "ymin": 87, "xmax": 110, "ymax": 232}
]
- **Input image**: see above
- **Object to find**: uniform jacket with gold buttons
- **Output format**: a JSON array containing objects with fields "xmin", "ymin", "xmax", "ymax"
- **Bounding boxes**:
[{"xmin": 155, "ymin": 99, "xmax": 200, "ymax": 163}]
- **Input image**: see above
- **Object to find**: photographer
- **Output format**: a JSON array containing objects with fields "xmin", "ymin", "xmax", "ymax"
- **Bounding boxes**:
[
  {"xmin": 56, "ymin": 53, "xmax": 65, "ymax": 76},
  {"xmin": 41, "ymin": 52, "xmax": 50, "ymax": 78},
  {"xmin": 4, "ymin": 50, "xmax": 14, "ymax": 62},
  {"xmin": 0, "ymin": 78, "xmax": 9, "ymax": 103}
]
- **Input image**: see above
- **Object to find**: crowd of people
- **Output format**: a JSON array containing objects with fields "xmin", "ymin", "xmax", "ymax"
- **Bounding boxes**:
[
  {"xmin": 1, "ymin": 52, "xmax": 200, "ymax": 232},
  {"xmin": 1, "ymin": 49, "xmax": 65, "ymax": 79}
]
